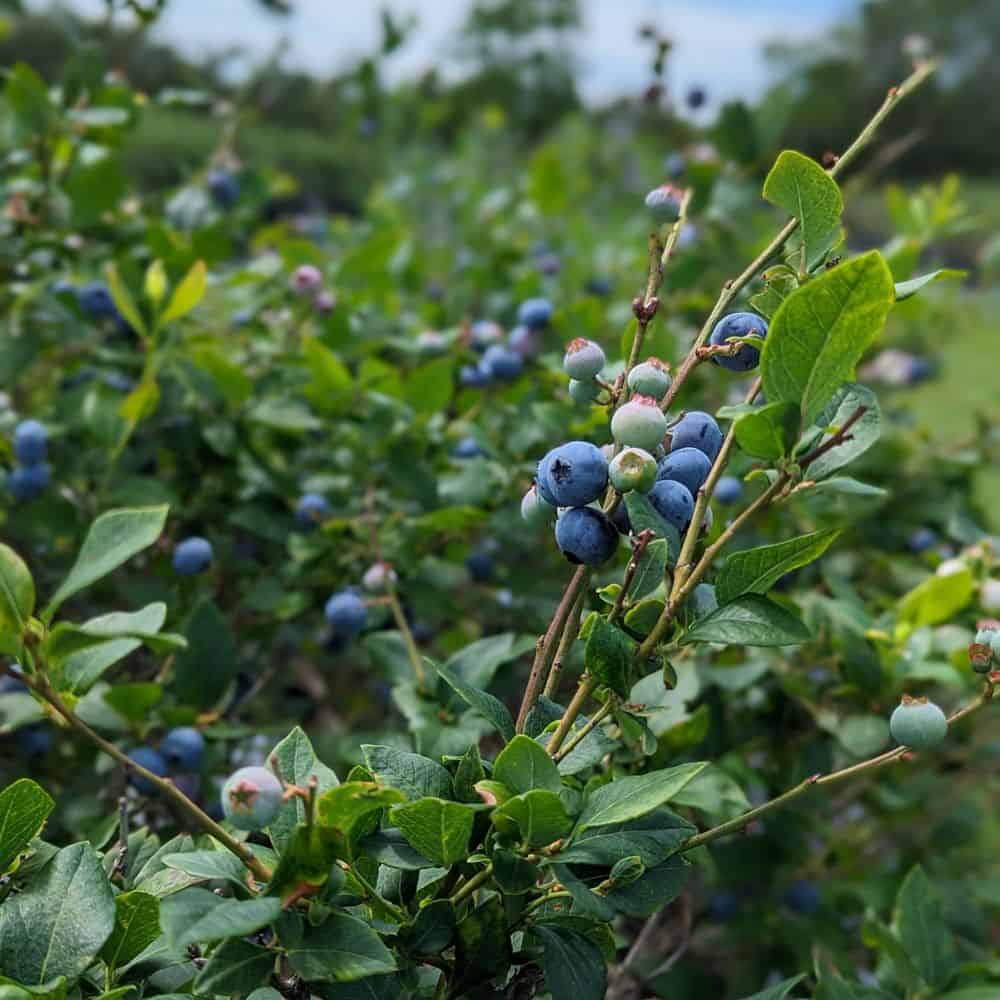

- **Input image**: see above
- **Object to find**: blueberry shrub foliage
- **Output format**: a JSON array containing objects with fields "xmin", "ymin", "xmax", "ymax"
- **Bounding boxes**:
[{"xmin": 0, "ymin": 26, "xmax": 998, "ymax": 1000}]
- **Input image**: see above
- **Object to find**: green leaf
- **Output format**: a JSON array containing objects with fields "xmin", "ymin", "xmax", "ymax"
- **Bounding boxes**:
[
  {"xmin": 583, "ymin": 614, "xmax": 635, "ymax": 697},
  {"xmin": 361, "ymin": 745, "xmax": 452, "ymax": 802},
  {"xmin": 405, "ymin": 357, "xmax": 454, "ymax": 416},
  {"xmin": 681, "ymin": 595, "xmax": 810, "ymax": 646},
  {"xmin": 715, "ymin": 528, "xmax": 841, "ymax": 604},
  {"xmin": 0, "ymin": 544, "xmax": 34, "ymax": 654},
  {"xmin": 172, "ymin": 598, "xmax": 237, "ymax": 707},
  {"xmin": 5, "ymin": 63, "xmax": 52, "ymax": 139},
  {"xmin": 302, "ymin": 339, "xmax": 353, "ymax": 415},
  {"xmin": 317, "ymin": 783, "xmax": 405, "ymax": 844},
  {"xmin": 533, "ymin": 925, "xmax": 607, "ymax": 1000},
  {"xmin": 899, "ymin": 567, "xmax": 974, "ymax": 627},
  {"xmin": 602, "ymin": 855, "xmax": 690, "ymax": 917},
  {"xmin": 892, "ymin": 865, "xmax": 957, "ymax": 989},
  {"xmin": 735, "ymin": 975, "xmax": 806, "ymax": 1000},
  {"xmin": 192, "ymin": 938, "xmax": 274, "ymax": 995},
  {"xmin": 805, "ymin": 383, "xmax": 882, "ymax": 480},
  {"xmin": 733, "ymin": 401, "xmax": 801, "ymax": 460},
  {"xmin": 630, "ymin": 538, "xmax": 668, "ymax": 601},
  {"xmin": 436, "ymin": 663, "xmax": 514, "ymax": 742},
  {"xmin": 390, "ymin": 797, "xmax": 477, "ymax": 866},
  {"xmin": 763, "ymin": 150, "xmax": 843, "ymax": 267},
  {"xmin": 119, "ymin": 378, "xmax": 160, "ymax": 426},
  {"xmin": 191, "ymin": 345, "xmax": 253, "ymax": 408},
  {"xmin": 623, "ymin": 492, "xmax": 680, "ymax": 559},
  {"xmin": 357, "ymin": 829, "xmax": 435, "ymax": 871},
  {"xmin": 453, "ymin": 897, "xmax": 510, "ymax": 993},
  {"xmin": 268, "ymin": 727, "xmax": 340, "ymax": 853},
  {"xmin": 492, "ymin": 790, "xmax": 572, "ymax": 847},
  {"xmin": 761, "ymin": 251, "xmax": 895, "ymax": 424},
  {"xmin": 160, "ymin": 888, "xmax": 281, "ymax": 948},
  {"xmin": 492, "ymin": 735, "xmax": 562, "ymax": 794},
  {"xmin": 894, "ymin": 268, "xmax": 964, "ymax": 301},
  {"xmin": 58, "ymin": 639, "xmax": 142, "ymax": 695},
  {"xmin": 552, "ymin": 809, "xmax": 694, "ymax": 867},
  {"xmin": 247, "ymin": 397, "xmax": 322, "ymax": 432},
  {"xmin": 103, "ymin": 683, "xmax": 162, "ymax": 722},
  {"xmin": 575, "ymin": 761, "xmax": 708, "ymax": 832},
  {"xmin": 161, "ymin": 849, "xmax": 248, "ymax": 890},
  {"xmin": 0, "ymin": 842, "xmax": 115, "ymax": 985},
  {"xmin": 0, "ymin": 779, "xmax": 55, "ymax": 873},
  {"xmin": 158, "ymin": 260, "xmax": 207, "ymax": 326},
  {"xmin": 670, "ymin": 766, "xmax": 751, "ymax": 823},
  {"xmin": 440, "ymin": 633, "xmax": 530, "ymax": 690},
  {"xmin": 104, "ymin": 265, "xmax": 148, "ymax": 338},
  {"xmin": 43, "ymin": 506, "xmax": 168, "ymax": 620},
  {"xmin": 99, "ymin": 892, "xmax": 160, "ymax": 970},
  {"xmin": 285, "ymin": 913, "xmax": 396, "ymax": 982}
]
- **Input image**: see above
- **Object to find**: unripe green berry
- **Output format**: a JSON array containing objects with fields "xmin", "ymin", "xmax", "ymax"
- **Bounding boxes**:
[
  {"xmin": 568, "ymin": 378, "xmax": 601, "ymax": 406},
  {"xmin": 969, "ymin": 627, "xmax": 996, "ymax": 673},
  {"xmin": 644, "ymin": 184, "xmax": 684, "ymax": 223},
  {"xmin": 889, "ymin": 695, "xmax": 948, "ymax": 750},
  {"xmin": 627, "ymin": 358, "xmax": 671, "ymax": 399},
  {"xmin": 221, "ymin": 765, "xmax": 284, "ymax": 831},
  {"xmin": 610, "ymin": 395, "xmax": 668, "ymax": 452},
  {"xmin": 609, "ymin": 447, "xmax": 657, "ymax": 493},
  {"xmin": 563, "ymin": 338, "xmax": 606, "ymax": 380},
  {"xmin": 521, "ymin": 484, "xmax": 556, "ymax": 526}
]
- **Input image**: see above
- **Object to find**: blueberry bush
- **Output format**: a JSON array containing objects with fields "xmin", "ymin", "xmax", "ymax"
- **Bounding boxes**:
[{"xmin": 1, "ymin": 18, "xmax": 999, "ymax": 1000}]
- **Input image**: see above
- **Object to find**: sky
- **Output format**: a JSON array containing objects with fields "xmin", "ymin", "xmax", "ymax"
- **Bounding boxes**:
[{"xmin": 29, "ymin": 0, "xmax": 858, "ymax": 105}]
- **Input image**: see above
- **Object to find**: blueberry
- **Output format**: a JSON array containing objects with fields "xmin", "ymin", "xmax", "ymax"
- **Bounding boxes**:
[
  {"xmin": 161, "ymin": 726, "xmax": 205, "ymax": 773},
  {"xmin": 207, "ymin": 169, "xmax": 239, "ymax": 208},
  {"xmin": 77, "ymin": 282, "xmax": 117, "ymax": 320},
  {"xmin": 782, "ymin": 880, "xmax": 820, "ymax": 915},
  {"xmin": 627, "ymin": 359, "xmax": 671, "ymax": 400},
  {"xmin": 709, "ymin": 312, "xmax": 768, "ymax": 371},
  {"xmin": 611, "ymin": 396, "xmax": 668, "ymax": 452},
  {"xmin": 324, "ymin": 590, "xmax": 367, "ymax": 635},
  {"xmin": 521, "ymin": 484, "xmax": 556, "ymax": 526},
  {"xmin": 13, "ymin": 420, "xmax": 47, "ymax": 465},
  {"xmin": 568, "ymin": 379, "xmax": 601, "ymax": 406},
  {"xmin": 9, "ymin": 463, "xmax": 50, "ymax": 501},
  {"xmin": 585, "ymin": 276, "xmax": 612, "ymax": 297},
  {"xmin": 0, "ymin": 669, "xmax": 26, "ymax": 694},
  {"xmin": 481, "ymin": 344, "xmax": 523, "ymax": 381},
  {"xmin": 555, "ymin": 507, "xmax": 620, "ymax": 565},
  {"xmin": 507, "ymin": 325, "xmax": 540, "ymax": 357},
  {"xmin": 18, "ymin": 724, "xmax": 53, "ymax": 759},
  {"xmin": 362, "ymin": 561, "xmax": 397, "ymax": 592},
  {"xmin": 609, "ymin": 501, "xmax": 631, "ymax": 535},
  {"xmin": 536, "ymin": 441, "xmax": 608, "ymax": 507},
  {"xmin": 664, "ymin": 153, "xmax": 686, "ymax": 179},
  {"xmin": 173, "ymin": 537, "xmax": 213, "ymax": 576},
  {"xmin": 459, "ymin": 364, "xmax": 492, "ymax": 388},
  {"xmin": 670, "ymin": 410, "xmax": 722, "ymax": 460},
  {"xmin": 644, "ymin": 184, "xmax": 684, "ymax": 223},
  {"xmin": 221, "ymin": 765, "xmax": 283, "ymax": 831},
  {"xmin": 908, "ymin": 527, "xmax": 936, "ymax": 553},
  {"xmin": 686, "ymin": 86, "xmax": 707, "ymax": 109},
  {"xmin": 708, "ymin": 890, "xmax": 740, "ymax": 921},
  {"xmin": 470, "ymin": 320, "xmax": 504, "ymax": 353},
  {"xmin": 231, "ymin": 308, "xmax": 254, "ymax": 327},
  {"xmin": 289, "ymin": 265, "xmax": 323, "ymax": 294},
  {"xmin": 51, "ymin": 278, "xmax": 76, "ymax": 298},
  {"xmin": 452, "ymin": 437, "xmax": 485, "ymax": 460},
  {"xmin": 563, "ymin": 338, "xmax": 606, "ymax": 381},
  {"xmin": 314, "ymin": 290, "xmax": 336, "ymax": 314},
  {"xmin": 536, "ymin": 253, "xmax": 561, "ymax": 276},
  {"xmin": 648, "ymin": 479, "xmax": 694, "ymax": 533},
  {"xmin": 714, "ymin": 475, "xmax": 743, "ymax": 504},
  {"xmin": 517, "ymin": 297, "xmax": 553, "ymax": 330},
  {"xmin": 466, "ymin": 549, "xmax": 495, "ymax": 582},
  {"xmin": 908, "ymin": 356, "xmax": 933, "ymax": 383},
  {"xmin": 127, "ymin": 747, "xmax": 168, "ymax": 794},
  {"xmin": 889, "ymin": 696, "xmax": 948, "ymax": 750},
  {"xmin": 657, "ymin": 447, "xmax": 711, "ymax": 496},
  {"xmin": 295, "ymin": 493, "xmax": 331, "ymax": 529},
  {"xmin": 609, "ymin": 447, "xmax": 657, "ymax": 493},
  {"xmin": 101, "ymin": 372, "xmax": 134, "ymax": 393}
]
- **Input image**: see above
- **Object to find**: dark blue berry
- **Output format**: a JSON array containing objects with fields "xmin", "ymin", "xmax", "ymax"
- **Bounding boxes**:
[
  {"xmin": 127, "ymin": 747, "xmax": 168, "ymax": 794},
  {"xmin": 161, "ymin": 726, "xmax": 205, "ymax": 772},
  {"xmin": 207, "ymin": 170, "xmax": 240, "ymax": 209},
  {"xmin": 537, "ymin": 441, "xmax": 608, "ymax": 508},
  {"xmin": 782, "ymin": 880, "xmax": 821, "ymax": 915},
  {"xmin": 517, "ymin": 297, "xmax": 553, "ymax": 330},
  {"xmin": 908, "ymin": 527, "xmax": 936, "ymax": 553},
  {"xmin": 649, "ymin": 479, "xmax": 694, "ymax": 533},
  {"xmin": 452, "ymin": 438, "xmax": 485, "ymax": 460},
  {"xmin": 9, "ymin": 464, "xmax": 50, "ymax": 501},
  {"xmin": 466, "ymin": 550, "xmax": 495, "ymax": 582},
  {"xmin": 13, "ymin": 420, "xmax": 47, "ymax": 465},
  {"xmin": 657, "ymin": 447, "xmax": 711, "ymax": 496},
  {"xmin": 77, "ymin": 282, "xmax": 118, "ymax": 320},
  {"xmin": 714, "ymin": 476, "xmax": 743, "ymax": 504},
  {"xmin": 481, "ymin": 345, "xmax": 523, "ymax": 381},
  {"xmin": 555, "ymin": 507, "xmax": 619, "ymax": 565},
  {"xmin": 709, "ymin": 313, "xmax": 768, "ymax": 371},
  {"xmin": 295, "ymin": 493, "xmax": 331, "ymax": 529},
  {"xmin": 324, "ymin": 590, "xmax": 367, "ymax": 635},
  {"xmin": 173, "ymin": 537, "xmax": 213, "ymax": 576},
  {"xmin": 670, "ymin": 411, "xmax": 722, "ymax": 460}
]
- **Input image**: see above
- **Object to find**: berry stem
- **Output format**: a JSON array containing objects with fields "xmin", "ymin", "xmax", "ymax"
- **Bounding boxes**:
[
  {"xmin": 546, "ymin": 674, "xmax": 599, "ymax": 757},
  {"xmin": 387, "ymin": 587, "xmax": 427, "ymax": 690},
  {"xmin": 449, "ymin": 863, "xmax": 494, "ymax": 905},
  {"xmin": 552, "ymin": 698, "xmax": 614, "ymax": 763},
  {"xmin": 543, "ymin": 588, "xmax": 587, "ymax": 699}
]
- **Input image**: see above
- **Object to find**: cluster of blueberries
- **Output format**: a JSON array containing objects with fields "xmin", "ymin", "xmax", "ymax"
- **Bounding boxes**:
[
  {"xmin": 207, "ymin": 169, "xmax": 240, "ymax": 210},
  {"xmin": 8, "ymin": 419, "xmax": 50, "ymax": 501},
  {"xmin": 522, "ymin": 309, "xmax": 770, "ymax": 565},
  {"xmin": 126, "ymin": 726, "xmax": 206, "ymax": 795},
  {"xmin": 458, "ymin": 297, "xmax": 553, "ymax": 389}
]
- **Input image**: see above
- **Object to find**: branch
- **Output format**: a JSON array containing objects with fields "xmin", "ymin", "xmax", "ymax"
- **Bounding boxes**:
[{"xmin": 797, "ymin": 405, "xmax": 868, "ymax": 468}]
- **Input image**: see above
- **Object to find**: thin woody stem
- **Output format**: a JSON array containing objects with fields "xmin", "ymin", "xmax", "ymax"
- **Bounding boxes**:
[
  {"xmin": 546, "ymin": 674, "xmax": 599, "ymax": 757},
  {"xmin": 543, "ymin": 588, "xmax": 586, "ymax": 700},
  {"xmin": 387, "ymin": 588, "xmax": 426, "ymax": 689},
  {"xmin": 552, "ymin": 698, "xmax": 614, "ymax": 763}
]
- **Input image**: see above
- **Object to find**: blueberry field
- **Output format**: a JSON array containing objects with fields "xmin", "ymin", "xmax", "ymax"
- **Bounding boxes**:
[{"xmin": 1, "ymin": 3, "xmax": 999, "ymax": 999}]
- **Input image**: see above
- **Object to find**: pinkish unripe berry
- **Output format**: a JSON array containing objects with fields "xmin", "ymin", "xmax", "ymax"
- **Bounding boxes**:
[
  {"xmin": 290, "ymin": 265, "xmax": 323, "ymax": 293},
  {"xmin": 611, "ymin": 395, "xmax": 668, "ymax": 452}
]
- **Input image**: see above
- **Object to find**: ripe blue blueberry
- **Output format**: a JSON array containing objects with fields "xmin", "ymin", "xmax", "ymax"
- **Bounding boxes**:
[
  {"xmin": 670, "ymin": 410, "xmax": 722, "ymax": 460},
  {"xmin": 207, "ymin": 169, "xmax": 240, "ymax": 208},
  {"xmin": 609, "ymin": 502, "xmax": 631, "ymax": 535},
  {"xmin": 648, "ymin": 479, "xmax": 694, "ymax": 533},
  {"xmin": 714, "ymin": 475, "xmax": 743, "ymax": 504},
  {"xmin": 536, "ymin": 441, "xmax": 608, "ymax": 508},
  {"xmin": 0, "ymin": 670, "xmax": 26, "ymax": 694},
  {"xmin": 644, "ymin": 183, "xmax": 684, "ymax": 223},
  {"xmin": 470, "ymin": 320, "xmax": 504, "ymax": 353},
  {"xmin": 77, "ymin": 282, "xmax": 117, "ymax": 320},
  {"xmin": 324, "ymin": 590, "xmax": 367, "ymax": 635},
  {"xmin": 563, "ymin": 338, "xmax": 606, "ymax": 381},
  {"xmin": 18, "ymin": 724, "xmax": 53, "ymax": 760},
  {"xmin": 521, "ymin": 484, "xmax": 556, "ymax": 526},
  {"xmin": 507, "ymin": 325, "xmax": 540, "ymax": 357},
  {"xmin": 51, "ymin": 278, "xmax": 76, "ymax": 298},
  {"xmin": 290, "ymin": 265, "xmax": 323, "ymax": 294},
  {"xmin": 459, "ymin": 364, "xmax": 492, "ymax": 388},
  {"xmin": 908, "ymin": 527, "xmax": 936, "ymax": 553},
  {"xmin": 555, "ymin": 507, "xmax": 619, "ymax": 565},
  {"xmin": 102, "ymin": 372, "xmax": 134, "ymax": 393},
  {"xmin": 231, "ymin": 308, "xmax": 254, "ymax": 327},
  {"xmin": 452, "ymin": 437, "xmax": 485, "ymax": 460},
  {"xmin": 664, "ymin": 153, "xmax": 686, "ymax": 179},
  {"xmin": 536, "ymin": 254, "xmax": 561, "ymax": 276},
  {"xmin": 173, "ymin": 537, "xmax": 213, "ymax": 576},
  {"xmin": 889, "ymin": 696, "xmax": 948, "ymax": 750},
  {"xmin": 707, "ymin": 890, "xmax": 740, "ymax": 921},
  {"xmin": 481, "ymin": 344, "xmax": 523, "ymax": 381},
  {"xmin": 466, "ymin": 549, "xmax": 495, "ymax": 582},
  {"xmin": 295, "ymin": 493, "xmax": 331, "ymax": 528},
  {"xmin": 517, "ymin": 297, "xmax": 553, "ymax": 330},
  {"xmin": 657, "ymin": 447, "xmax": 711, "ymax": 496},
  {"xmin": 568, "ymin": 379, "xmax": 601, "ymax": 406},
  {"xmin": 221, "ymin": 765, "xmax": 284, "ymax": 831},
  {"xmin": 782, "ymin": 880, "xmax": 820, "ymax": 915},
  {"xmin": 686, "ymin": 86, "xmax": 707, "ymax": 109},
  {"xmin": 127, "ymin": 746, "xmax": 168, "ymax": 794},
  {"xmin": 9, "ymin": 463, "xmax": 50, "ymax": 501},
  {"xmin": 13, "ymin": 420, "xmax": 47, "ymax": 465},
  {"xmin": 611, "ymin": 396, "xmax": 668, "ymax": 452},
  {"xmin": 627, "ymin": 359, "xmax": 671, "ymax": 400},
  {"xmin": 709, "ymin": 312, "xmax": 768, "ymax": 371},
  {"xmin": 161, "ymin": 726, "xmax": 205, "ymax": 773},
  {"xmin": 609, "ymin": 447, "xmax": 657, "ymax": 493},
  {"xmin": 585, "ymin": 276, "xmax": 612, "ymax": 297}
]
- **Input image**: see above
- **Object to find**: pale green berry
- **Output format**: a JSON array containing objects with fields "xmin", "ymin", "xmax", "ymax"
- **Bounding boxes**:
[
  {"xmin": 889, "ymin": 696, "xmax": 948, "ymax": 750},
  {"xmin": 563, "ymin": 338, "xmax": 606, "ymax": 380},
  {"xmin": 221, "ymin": 765, "xmax": 283, "ymax": 831},
  {"xmin": 568, "ymin": 378, "xmax": 601, "ymax": 406},
  {"xmin": 609, "ymin": 447, "xmax": 657, "ymax": 493},
  {"xmin": 627, "ymin": 359, "xmax": 671, "ymax": 400},
  {"xmin": 521, "ymin": 484, "xmax": 556, "ymax": 526},
  {"xmin": 610, "ymin": 395, "xmax": 668, "ymax": 452}
]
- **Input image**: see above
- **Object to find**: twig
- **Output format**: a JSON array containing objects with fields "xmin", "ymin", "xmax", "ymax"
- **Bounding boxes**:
[
  {"xmin": 609, "ymin": 530, "xmax": 655, "ymax": 623},
  {"xmin": 110, "ymin": 795, "xmax": 130, "ymax": 882},
  {"xmin": 387, "ymin": 587, "xmax": 427, "ymax": 690},
  {"xmin": 797, "ymin": 405, "xmax": 868, "ymax": 468},
  {"xmin": 546, "ymin": 675, "xmax": 599, "ymax": 757},
  {"xmin": 449, "ymin": 864, "xmax": 493, "ymax": 905},
  {"xmin": 543, "ymin": 589, "xmax": 586, "ymax": 700},
  {"xmin": 552, "ymin": 699, "xmax": 614, "ymax": 763}
]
